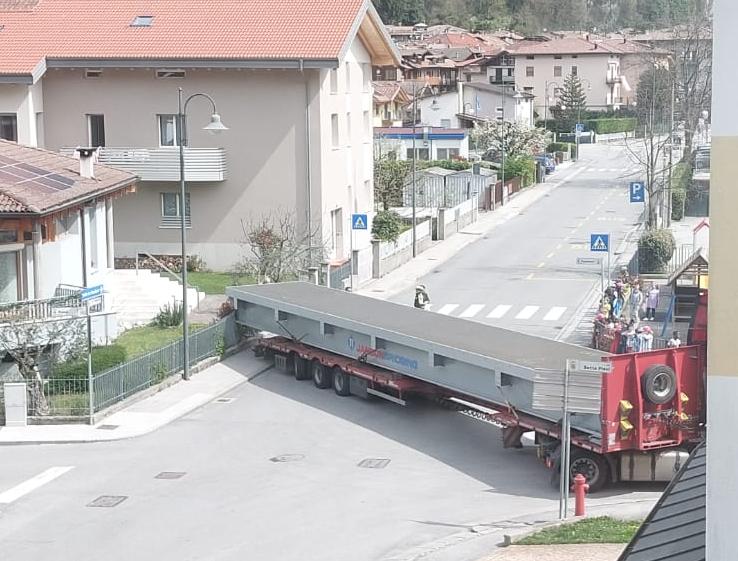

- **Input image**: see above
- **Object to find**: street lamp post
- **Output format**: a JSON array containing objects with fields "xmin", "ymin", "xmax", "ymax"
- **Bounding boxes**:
[
  {"xmin": 543, "ymin": 81, "xmax": 560, "ymax": 133},
  {"xmin": 411, "ymin": 81, "xmax": 418, "ymax": 258},
  {"xmin": 463, "ymin": 102, "xmax": 477, "ymax": 159},
  {"xmin": 177, "ymin": 88, "xmax": 228, "ymax": 380},
  {"xmin": 496, "ymin": 103, "xmax": 505, "ymax": 202}
]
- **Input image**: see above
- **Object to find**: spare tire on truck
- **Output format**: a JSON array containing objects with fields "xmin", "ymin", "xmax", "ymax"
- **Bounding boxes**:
[{"xmin": 642, "ymin": 364, "xmax": 677, "ymax": 405}]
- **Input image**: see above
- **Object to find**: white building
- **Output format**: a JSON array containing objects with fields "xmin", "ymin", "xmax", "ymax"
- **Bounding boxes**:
[{"xmin": 373, "ymin": 127, "xmax": 469, "ymax": 161}]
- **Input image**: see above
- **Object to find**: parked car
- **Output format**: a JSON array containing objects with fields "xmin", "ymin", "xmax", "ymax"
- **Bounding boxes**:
[{"xmin": 535, "ymin": 155, "xmax": 556, "ymax": 174}]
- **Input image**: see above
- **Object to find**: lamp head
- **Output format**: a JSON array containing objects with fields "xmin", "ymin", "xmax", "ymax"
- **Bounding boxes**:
[{"xmin": 203, "ymin": 113, "xmax": 228, "ymax": 134}]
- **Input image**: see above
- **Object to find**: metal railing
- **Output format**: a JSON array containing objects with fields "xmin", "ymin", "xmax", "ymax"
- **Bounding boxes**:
[
  {"xmin": 135, "ymin": 250, "xmax": 200, "ymax": 310},
  {"xmin": 0, "ymin": 291, "xmax": 86, "ymax": 323}
]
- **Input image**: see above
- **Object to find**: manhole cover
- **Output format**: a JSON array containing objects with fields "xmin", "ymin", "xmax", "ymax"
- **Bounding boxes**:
[
  {"xmin": 96, "ymin": 425, "xmax": 119, "ymax": 431},
  {"xmin": 270, "ymin": 454, "xmax": 305, "ymax": 463},
  {"xmin": 214, "ymin": 397, "xmax": 235, "ymax": 403},
  {"xmin": 155, "ymin": 472, "xmax": 186, "ymax": 480},
  {"xmin": 358, "ymin": 458, "xmax": 391, "ymax": 469},
  {"xmin": 87, "ymin": 495, "xmax": 128, "ymax": 508}
]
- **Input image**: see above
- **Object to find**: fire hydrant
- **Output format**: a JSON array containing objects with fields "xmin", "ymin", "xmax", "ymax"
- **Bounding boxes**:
[{"xmin": 571, "ymin": 474, "xmax": 589, "ymax": 516}]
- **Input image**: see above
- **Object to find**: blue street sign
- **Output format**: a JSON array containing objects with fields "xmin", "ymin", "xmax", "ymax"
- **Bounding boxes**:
[
  {"xmin": 629, "ymin": 181, "xmax": 645, "ymax": 203},
  {"xmin": 590, "ymin": 234, "xmax": 610, "ymax": 253},
  {"xmin": 575, "ymin": 123, "xmax": 585, "ymax": 134},
  {"xmin": 80, "ymin": 284, "xmax": 103, "ymax": 302},
  {"xmin": 351, "ymin": 214, "xmax": 368, "ymax": 230}
]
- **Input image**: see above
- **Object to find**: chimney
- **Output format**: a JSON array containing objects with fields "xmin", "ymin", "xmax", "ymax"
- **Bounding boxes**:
[{"xmin": 75, "ymin": 147, "xmax": 99, "ymax": 179}]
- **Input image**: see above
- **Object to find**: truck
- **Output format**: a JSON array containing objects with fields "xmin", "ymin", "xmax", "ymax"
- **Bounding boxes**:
[{"xmin": 226, "ymin": 279, "xmax": 706, "ymax": 492}]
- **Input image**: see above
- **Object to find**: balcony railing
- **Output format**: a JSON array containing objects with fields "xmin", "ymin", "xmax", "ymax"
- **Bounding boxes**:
[
  {"xmin": 606, "ymin": 75, "xmax": 622, "ymax": 84},
  {"xmin": 60, "ymin": 147, "xmax": 227, "ymax": 182}
]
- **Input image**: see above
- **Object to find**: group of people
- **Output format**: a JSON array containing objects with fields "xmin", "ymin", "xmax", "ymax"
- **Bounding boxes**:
[{"xmin": 593, "ymin": 267, "xmax": 674, "ymax": 353}]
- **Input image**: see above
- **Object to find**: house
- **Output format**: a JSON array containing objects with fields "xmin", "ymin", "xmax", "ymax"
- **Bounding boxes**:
[
  {"xmin": 374, "ymin": 127, "xmax": 469, "ymax": 161},
  {"xmin": 372, "ymin": 82, "xmax": 411, "ymax": 127},
  {"xmin": 0, "ymin": 0, "xmax": 400, "ymax": 278},
  {"xmin": 512, "ymin": 37, "xmax": 632, "ymax": 117},
  {"xmin": 0, "ymin": 140, "xmax": 136, "ymax": 304}
]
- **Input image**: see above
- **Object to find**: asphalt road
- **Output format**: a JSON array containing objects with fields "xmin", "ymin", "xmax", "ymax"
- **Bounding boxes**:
[
  {"xmin": 0, "ymin": 355, "xmax": 661, "ymax": 561},
  {"xmin": 393, "ymin": 144, "xmax": 644, "ymax": 344}
]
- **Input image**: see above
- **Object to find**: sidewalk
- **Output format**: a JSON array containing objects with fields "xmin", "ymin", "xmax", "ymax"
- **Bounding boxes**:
[
  {"xmin": 0, "ymin": 352, "xmax": 267, "ymax": 445},
  {"xmin": 480, "ymin": 544, "xmax": 624, "ymax": 561},
  {"xmin": 357, "ymin": 162, "xmax": 582, "ymax": 300}
]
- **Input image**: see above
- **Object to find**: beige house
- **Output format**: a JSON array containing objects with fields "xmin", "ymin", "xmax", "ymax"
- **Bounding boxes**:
[
  {"xmin": 0, "ymin": 0, "xmax": 399, "ymax": 274},
  {"xmin": 372, "ymin": 81, "xmax": 411, "ymax": 127}
]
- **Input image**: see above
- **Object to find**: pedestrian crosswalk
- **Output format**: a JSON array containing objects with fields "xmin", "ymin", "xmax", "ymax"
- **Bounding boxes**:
[
  {"xmin": 584, "ymin": 167, "xmax": 641, "ymax": 175},
  {"xmin": 428, "ymin": 303, "xmax": 569, "ymax": 322}
]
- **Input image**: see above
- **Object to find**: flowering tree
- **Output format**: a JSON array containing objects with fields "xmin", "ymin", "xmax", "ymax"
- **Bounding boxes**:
[{"xmin": 470, "ymin": 120, "xmax": 549, "ymax": 162}]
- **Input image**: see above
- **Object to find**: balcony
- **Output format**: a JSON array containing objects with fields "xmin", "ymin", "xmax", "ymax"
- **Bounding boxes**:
[
  {"xmin": 60, "ymin": 147, "xmax": 227, "ymax": 182},
  {"xmin": 606, "ymin": 74, "xmax": 622, "ymax": 85}
]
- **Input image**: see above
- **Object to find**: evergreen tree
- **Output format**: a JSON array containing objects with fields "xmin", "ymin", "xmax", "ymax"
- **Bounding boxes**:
[{"xmin": 552, "ymin": 73, "xmax": 588, "ymax": 132}]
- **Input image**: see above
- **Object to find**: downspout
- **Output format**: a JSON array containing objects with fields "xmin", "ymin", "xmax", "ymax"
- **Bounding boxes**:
[
  {"xmin": 300, "ymin": 58, "xmax": 314, "ymax": 264},
  {"xmin": 80, "ymin": 208, "xmax": 88, "ymax": 286}
]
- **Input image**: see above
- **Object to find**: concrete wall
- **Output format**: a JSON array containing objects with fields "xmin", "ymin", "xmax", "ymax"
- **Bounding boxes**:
[
  {"xmin": 436, "ymin": 196, "xmax": 478, "ymax": 240},
  {"xmin": 372, "ymin": 219, "xmax": 432, "ymax": 278},
  {"xmin": 514, "ymin": 52, "xmax": 620, "ymax": 117},
  {"xmin": 417, "ymin": 92, "xmax": 460, "ymax": 128}
]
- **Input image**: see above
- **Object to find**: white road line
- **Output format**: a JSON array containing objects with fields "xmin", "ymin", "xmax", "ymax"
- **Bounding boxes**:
[
  {"xmin": 598, "ymin": 168, "xmax": 607, "ymax": 172},
  {"xmin": 437, "ymin": 304, "xmax": 459, "ymax": 315},
  {"xmin": 487, "ymin": 305, "xmax": 512, "ymax": 319},
  {"xmin": 0, "ymin": 466, "xmax": 74, "ymax": 504},
  {"xmin": 543, "ymin": 307, "xmax": 567, "ymax": 321},
  {"xmin": 459, "ymin": 304, "xmax": 485, "ymax": 318},
  {"xmin": 515, "ymin": 306, "xmax": 540, "ymax": 320}
]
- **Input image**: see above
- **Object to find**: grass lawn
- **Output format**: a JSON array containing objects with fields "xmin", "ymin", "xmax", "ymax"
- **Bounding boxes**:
[
  {"xmin": 168, "ymin": 271, "xmax": 255, "ymax": 295},
  {"xmin": 115, "ymin": 324, "xmax": 205, "ymax": 359},
  {"xmin": 517, "ymin": 517, "xmax": 642, "ymax": 545}
]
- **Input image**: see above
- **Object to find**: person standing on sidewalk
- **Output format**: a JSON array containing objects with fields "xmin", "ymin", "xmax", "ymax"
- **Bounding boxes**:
[
  {"xmin": 645, "ymin": 284, "xmax": 660, "ymax": 321},
  {"xmin": 414, "ymin": 284, "xmax": 431, "ymax": 310},
  {"xmin": 629, "ymin": 284, "xmax": 644, "ymax": 323}
]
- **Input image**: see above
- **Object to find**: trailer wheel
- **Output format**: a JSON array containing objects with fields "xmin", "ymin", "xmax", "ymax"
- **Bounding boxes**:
[
  {"xmin": 312, "ymin": 361, "xmax": 332, "ymax": 389},
  {"xmin": 293, "ymin": 355, "xmax": 310, "ymax": 381},
  {"xmin": 642, "ymin": 365, "xmax": 677, "ymax": 405},
  {"xmin": 570, "ymin": 448, "xmax": 609, "ymax": 493},
  {"xmin": 332, "ymin": 368, "xmax": 351, "ymax": 396}
]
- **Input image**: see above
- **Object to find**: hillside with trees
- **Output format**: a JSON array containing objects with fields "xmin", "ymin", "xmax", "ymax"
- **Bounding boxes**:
[{"xmin": 375, "ymin": 0, "xmax": 711, "ymax": 33}]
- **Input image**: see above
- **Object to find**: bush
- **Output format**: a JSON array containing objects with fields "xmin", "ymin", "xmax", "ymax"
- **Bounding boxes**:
[
  {"xmin": 671, "ymin": 189, "xmax": 686, "ymax": 221},
  {"xmin": 51, "ymin": 344, "xmax": 128, "ymax": 392},
  {"xmin": 584, "ymin": 118, "xmax": 637, "ymax": 134},
  {"xmin": 504, "ymin": 156, "xmax": 536, "ymax": 187},
  {"xmin": 638, "ymin": 229, "xmax": 676, "ymax": 273},
  {"xmin": 372, "ymin": 210, "xmax": 404, "ymax": 243},
  {"xmin": 151, "ymin": 301, "xmax": 184, "ymax": 328},
  {"xmin": 186, "ymin": 254, "xmax": 206, "ymax": 272},
  {"xmin": 417, "ymin": 159, "xmax": 471, "ymax": 171},
  {"xmin": 672, "ymin": 162, "xmax": 692, "ymax": 191},
  {"xmin": 217, "ymin": 300, "xmax": 234, "ymax": 319},
  {"xmin": 547, "ymin": 142, "xmax": 570, "ymax": 154}
]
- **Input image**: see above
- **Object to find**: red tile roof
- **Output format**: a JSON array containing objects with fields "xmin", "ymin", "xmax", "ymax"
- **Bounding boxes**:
[
  {"xmin": 0, "ymin": 140, "xmax": 136, "ymax": 215},
  {"xmin": 372, "ymin": 81, "xmax": 410, "ymax": 104},
  {"xmin": 0, "ymin": 0, "xmax": 395, "ymax": 76},
  {"xmin": 512, "ymin": 37, "xmax": 620, "ymax": 56}
]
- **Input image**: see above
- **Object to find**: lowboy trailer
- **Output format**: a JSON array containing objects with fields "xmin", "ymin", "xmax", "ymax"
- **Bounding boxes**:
[{"xmin": 226, "ymin": 282, "xmax": 706, "ymax": 491}]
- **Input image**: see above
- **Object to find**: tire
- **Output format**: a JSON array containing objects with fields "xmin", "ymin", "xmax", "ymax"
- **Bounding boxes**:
[
  {"xmin": 642, "ymin": 364, "xmax": 677, "ymax": 405},
  {"xmin": 293, "ymin": 355, "xmax": 310, "ymax": 381},
  {"xmin": 332, "ymin": 368, "xmax": 351, "ymax": 396},
  {"xmin": 570, "ymin": 448, "xmax": 610, "ymax": 493},
  {"xmin": 312, "ymin": 361, "xmax": 332, "ymax": 389}
]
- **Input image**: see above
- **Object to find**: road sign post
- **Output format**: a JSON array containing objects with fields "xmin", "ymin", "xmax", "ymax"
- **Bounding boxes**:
[
  {"xmin": 348, "ymin": 215, "xmax": 367, "ymax": 293},
  {"xmin": 590, "ymin": 234, "xmax": 610, "ymax": 294},
  {"xmin": 80, "ymin": 284, "xmax": 103, "ymax": 424}
]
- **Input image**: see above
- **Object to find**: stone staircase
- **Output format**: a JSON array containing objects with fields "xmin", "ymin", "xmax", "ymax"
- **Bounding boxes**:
[{"xmin": 105, "ymin": 269, "xmax": 205, "ymax": 330}]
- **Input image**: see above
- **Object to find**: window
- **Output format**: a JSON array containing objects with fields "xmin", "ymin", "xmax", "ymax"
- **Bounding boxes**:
[
  {"xmin": 158, "ymin": 114, "xmax": 181, "ymax": 146},
  {"xmin": 554, "ymin": 66, "xmax": 562, "ymax": 77},
  {"xmin": 526, "ymin": 66, "xmax": 534, "ymax": 77},
  {"xmin": 571, "ymin": 65, "xmax": 578, "ymax": 76},
  {"xmin": 554, "ymin": 55, "xmax": 563, "ymax": 60},
  {"xmin": 407, "ymin": 148, "xmax": 430, "ymax": 160},
  {"xmin": 526, "ymin": 55, "xmax": 535, "ymax": 60},
  {"xmin": 130, "ymin": 15, "xmax": 154, "ymax": 27},
  {"xmin": 0, "ymin": 114, "xmax": 17, "ymax": 142},
  {"xmin": 156, "ymin": 69, "xmax": 185, "ymax": 79},
  {"xmin": 85, "ymin": 69, "xmax": 102, "ymax": 79},
  {"xmin": 160, "ymin": 193, "xmax": 191, "ymax": 228},
  {"xmin": 346, "ymin": 112, "xmax": 352, "ymax": 145},
  {"xmin": 330, "ymin": 68, "xmax": 338, "ymax": 94},
  {"xmin": 524, "ymin": 86, "xmax": 534, "ymax": 92},
  {"xmin": 440, "ymin": 118, "xmax": 451, "ymax": 129},
  {"xmin": 345, "ymin": 63, "xmax": 351, "ymax": 92},
  {"xmin": 572, "ymin": 55, "xmax": 579, "ymax": 59},
  {"xmin": 331, "ymin": 114, "xmax": 339, "ymax": 148},
  {"xmin": 87, "ymin": 114, "xmax": 105, "ymax": 147}
]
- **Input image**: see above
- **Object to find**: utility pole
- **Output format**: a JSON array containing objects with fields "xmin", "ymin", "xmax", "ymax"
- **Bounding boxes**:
[{"xmin": 411, "ymin": 81, "xmax": 417, "ymax": 258}]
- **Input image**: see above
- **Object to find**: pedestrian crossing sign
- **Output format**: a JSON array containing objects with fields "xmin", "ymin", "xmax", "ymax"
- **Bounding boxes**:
[
  {"xmin": 351, "ymin": 214, "xmax": 368, "ymax": 230},
  {"xmin": 590, "ymin": 234, "xmax": 610, "ymax": 252}
]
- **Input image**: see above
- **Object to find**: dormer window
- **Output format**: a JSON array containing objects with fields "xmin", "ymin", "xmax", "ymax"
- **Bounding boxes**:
[{"xmin": 130, "ymin": 15, "xmax": 154, "ymax": 27}]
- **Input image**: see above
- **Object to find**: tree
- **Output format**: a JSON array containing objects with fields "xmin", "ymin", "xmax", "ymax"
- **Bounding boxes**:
[
  {"xmin": 471, "ymin": 120, "xmax": 549, "ymax": 162},
  {"xmin": 635, "ymin": 65, "xmax": 673, "ymax": 127},
  {"xmin": 234, "ymin": 210, "xmax": 324, "ymax": 284},
  {"xmin": 0, "ymin": 313, "xmax": 86, "ymax": 415},
  {"xmin": 551, "ymin": 73, "xmax": 588, "ymax": 133},
  {"xmin": 374, "ymin": 155, "xmax": 410, "ymax": 211}
]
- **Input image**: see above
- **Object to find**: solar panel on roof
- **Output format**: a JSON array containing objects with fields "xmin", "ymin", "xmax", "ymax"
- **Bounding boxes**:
[
  {"xmin": 47, "ymin": 174, "xmax": 75, "ymax": 187},
  {"xmin": 16, "ymin": 162, "xmax": 49, "ymax": 176}
]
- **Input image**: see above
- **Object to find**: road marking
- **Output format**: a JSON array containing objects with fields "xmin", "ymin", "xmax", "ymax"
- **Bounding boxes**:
[
  {"xmin": 487, "ymin": 305, "xmax": 512, "ymax": 319},
  {"xmin": 543, "ymin": 306, "xmax": 567, "ymax": 321},
  {"xmin": 515, "ymin": 306, "xmax": 540, "ymax": 320},
  {"xmin": 437, "ymin": 304, "xmax": 459, "ymax": 315},
  {"xmin": 547, "ymin": 252, "xmax": 555, "ymax": 259},
  {"xmin": 459, "ymin": 304, "xmax": 485, "ymax": 318},
  {"xmin": 537, "ymin": 262, "xmax": 545, "ymax": 268},
  {"xmin": 526, "ymin": 273, "xmax": 535, "ymax": 280},
  {"xmin": 598, "ymin": 168, "xmax": 607, "ymax": 172},
  {"xmin": 0, "ymin": 466, "xmax": 75, "ymax": 504},
  {"xmin": 556, "ymin": 244, "xmax": 562, "ymax": 250}
]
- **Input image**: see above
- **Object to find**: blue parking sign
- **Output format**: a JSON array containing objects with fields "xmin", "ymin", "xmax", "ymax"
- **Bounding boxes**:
[{"xmin": 629, "ymin": 182, "xmax": 645, "ymax": 203}]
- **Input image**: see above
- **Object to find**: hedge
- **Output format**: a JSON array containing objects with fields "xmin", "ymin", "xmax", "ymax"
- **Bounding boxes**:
[
  {"xmin": 672, "ymin": 162, "xmax": 692, "ymax": 192},
  {"xmin": 372, "ymin": 210, "xmax": 404, "ymax": 243},
  {"xmin": 671, "ymin": 189, "xmax": 686, "ymax": 221},
  {"xmin": 417, "ymin": 159, "xmax": 471, "ymax": 171},
  {"xmin": 505, "ymin": 156, "xmax": 536, "ymax": 187},
  {"xmin": 638, "ymin": 229, "xmax": 676, "ymax": 273},
  {"xmin": 50, "ymin": 344, "xmax": 128, "ymax": 393},
  {"xmin": 584, "ymin": 118, "xmax": 637, "ymax": 134},
  {"xmin": 546, "ymin": 142, "xmax": 570, "ymax": 154}
]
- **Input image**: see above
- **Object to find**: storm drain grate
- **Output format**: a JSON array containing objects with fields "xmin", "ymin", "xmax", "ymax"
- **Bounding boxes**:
[
  {"xmin": 155, "ymin": 472, "xmax": 186, "ymax": 480},
  {"xmin": 215, "ymin": 397, "xmax": 235, "ymax": 404},
  {"xmin": 358, "ymin": 458, "xmax": 391, "ymax": 469},
  {"xmin": 96, "ymin": 424, "xmax": 119, "ymax": 430},
  {"xmin": 87, "ymin": 495, "xmax": 128, "ymax": 508},
  {"xmin": 270, "ymin": 454, "xmax": 305, "ymax": 463}
]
